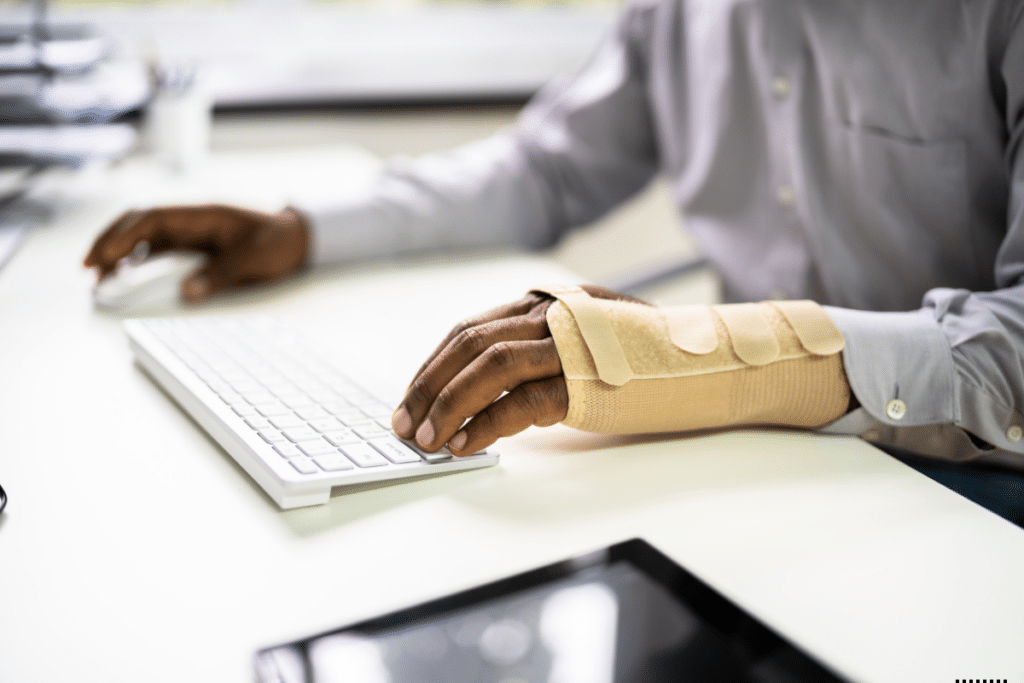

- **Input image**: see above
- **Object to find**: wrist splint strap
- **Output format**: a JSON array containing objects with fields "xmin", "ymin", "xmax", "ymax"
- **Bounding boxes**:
[{"xmin": 531, "ymin": 285, "xmax": 850, "ymax": 434}]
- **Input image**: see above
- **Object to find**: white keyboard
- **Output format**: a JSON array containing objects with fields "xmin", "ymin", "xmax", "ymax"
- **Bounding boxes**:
[{"xmin": 124, "ymin": 316, "xmax": 498, "ymax": 509}]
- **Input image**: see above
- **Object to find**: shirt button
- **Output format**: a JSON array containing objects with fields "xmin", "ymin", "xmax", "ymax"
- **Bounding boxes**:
[
  {"xmin": 771, "ymin": 76, "xmax": 791, "ymax": 99},
  {"xmin": 777, "ymin": 184, "xmax": 796, "ymax": 208},
  {"xmin": 885, "ymin": 399, "xmax": 906, "ymax": 420},
  {"xmin": 1007, "ymin": 425, "xmax": 1022, "ymax": 443}
]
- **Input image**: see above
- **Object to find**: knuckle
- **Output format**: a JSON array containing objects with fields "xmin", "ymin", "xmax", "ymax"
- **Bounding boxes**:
[
  {"xmin": 406, "ymin": 379, "xmax": 435, "ymax": 408},
  {"xmin": 513, "ymin": 385, "xmax": 545, "ymax": 417},
  {"xmin": 514, "ymin": 381, "xmax": 562, "ymax": 425},
  {"xmin": 483, "ymin": 341, "xmax": 518, "ymax": 372},
  {"xmin": 470, "ymin": 407, "xmax": 499, "ymax": 436},
  {"xmin": 452, "ymin": 326, "xmax": 485, "ymax": 356},
  {"xmin": 432, "ymin": 388, "xmax": 464, "ymax": 419}
]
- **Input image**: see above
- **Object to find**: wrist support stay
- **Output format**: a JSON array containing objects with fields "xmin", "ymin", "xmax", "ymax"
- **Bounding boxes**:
[{"xmin": 533, "ymin": 285, "xmax": 850, "ymax": 434}]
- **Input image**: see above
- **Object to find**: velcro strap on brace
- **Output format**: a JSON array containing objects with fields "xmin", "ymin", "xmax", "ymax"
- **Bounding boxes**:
[{"xmin": 531, "ymin": 285, "xmax": 849, "ymax": 434}]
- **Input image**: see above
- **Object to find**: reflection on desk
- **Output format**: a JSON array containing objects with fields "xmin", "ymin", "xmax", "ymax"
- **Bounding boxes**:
[{"xmin": 1, "ymin": 149, "xmax": 1023, "ymax": 683}]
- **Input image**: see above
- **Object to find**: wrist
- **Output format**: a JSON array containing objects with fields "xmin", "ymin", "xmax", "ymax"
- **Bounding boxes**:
[{"xmin": 275, "ymin": 206, "xmax": 311, "ymax": 272}]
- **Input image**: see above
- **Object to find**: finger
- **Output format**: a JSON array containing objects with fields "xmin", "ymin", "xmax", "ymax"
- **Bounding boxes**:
[
  {"xmin": 393, "ymin": 308, "xmax": 551, "ymax": 440},
  {"xmin": 446, "ymin": 377, "xmax": 569, "ymax": 456},
  {"xmin": 181, "ymin": 251, "xmax": 249, "ymax": 303},
  {"xmin": 83, "ymin": 209, "xmax": 148, "ymax": 275},
  {"xmin": 410, "ymin": 293, "xmax": 550, "ymax": 382},
  {"xmin": 412, "ymin": 338, "xmax": 562, "ymax": 450}
]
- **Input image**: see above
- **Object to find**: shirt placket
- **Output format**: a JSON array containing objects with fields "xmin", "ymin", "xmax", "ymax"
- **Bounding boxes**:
[{"xmin": 762, "ymin": 0, "xmax": 807, "ymax": 302}]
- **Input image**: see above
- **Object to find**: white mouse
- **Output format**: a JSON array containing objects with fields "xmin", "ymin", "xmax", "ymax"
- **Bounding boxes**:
[{"xmin": 93, "ymin": 250, "xmax": 208, "ymax": 311}]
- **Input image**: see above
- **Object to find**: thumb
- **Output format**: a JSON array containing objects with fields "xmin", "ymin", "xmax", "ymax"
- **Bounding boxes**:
[{"xmin": 181, "ymin": 255, "xmax": 243, "ymax": 303}]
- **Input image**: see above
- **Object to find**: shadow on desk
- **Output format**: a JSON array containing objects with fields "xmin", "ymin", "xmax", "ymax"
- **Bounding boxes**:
[
  {"xmin": 273, "ymin": 428, "xmax": 904, "ymax": 538},
  {"xmin": 458, "ymin": 429, "xmax": 899, "ymax": 512}
]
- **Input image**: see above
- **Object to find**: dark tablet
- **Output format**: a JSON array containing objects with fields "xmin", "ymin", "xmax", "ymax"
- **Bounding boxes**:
[{"xmin": 255, "ymin": 538, "xmax": 847, "ymax": 683}]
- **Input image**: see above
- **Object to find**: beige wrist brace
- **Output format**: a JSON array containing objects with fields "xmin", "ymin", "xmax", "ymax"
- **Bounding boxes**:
[{"xmin": 533, "ymin": 285, "xmax": 850, "ymax": 434}]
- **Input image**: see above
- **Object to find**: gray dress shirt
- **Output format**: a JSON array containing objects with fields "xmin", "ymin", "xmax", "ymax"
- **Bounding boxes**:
[{"xmin": 297, "ymin": 0, "xmax": 1024, "ymax": 466}]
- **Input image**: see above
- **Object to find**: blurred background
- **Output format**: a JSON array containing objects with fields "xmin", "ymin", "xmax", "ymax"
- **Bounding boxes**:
[{"xmin": 1, "ymin": 0, "xmax": 708, "ymax": 301}]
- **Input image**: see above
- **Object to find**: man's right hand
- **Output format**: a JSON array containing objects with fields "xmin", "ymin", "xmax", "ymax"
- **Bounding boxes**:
[{"xmin": 83, "ymin": 204, "xmax": 310, "ymax": 303}]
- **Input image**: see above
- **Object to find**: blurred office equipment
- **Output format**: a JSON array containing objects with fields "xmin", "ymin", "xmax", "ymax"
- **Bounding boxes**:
[
  {"xmin": 24, "ymin": 0, "xmax": 614, "ymax": 108},
  {"xmin": 0, "ymin": 2, "xmax": 146, "ymax": 269}
]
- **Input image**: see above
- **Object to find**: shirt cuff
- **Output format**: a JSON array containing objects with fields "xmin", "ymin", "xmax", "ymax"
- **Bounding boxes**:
[
  {"xmin": 824, "ymin": 306, "xmax": 957, "ymax": 427},
  {"xmin": 292, "ymin": 189, "xmax": 398, "ymax": 267},
  {"xmin": 822, "ymin": 306, "xmax": 1024, "ymax": 461}
]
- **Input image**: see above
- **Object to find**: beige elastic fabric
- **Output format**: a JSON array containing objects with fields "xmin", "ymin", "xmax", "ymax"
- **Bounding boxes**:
[{"xmin": 532, "ymin": 285, "xmax": 850, "ymax": 434}]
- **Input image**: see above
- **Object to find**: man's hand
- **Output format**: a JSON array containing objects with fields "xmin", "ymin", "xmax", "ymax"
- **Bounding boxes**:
[
  {"xmin": 83, "ymin": 204, "xmax": 309, "ymax": 303},
  {"xmin": 391, "ymin": 285, "xmax": 645, "ymax": 456}
]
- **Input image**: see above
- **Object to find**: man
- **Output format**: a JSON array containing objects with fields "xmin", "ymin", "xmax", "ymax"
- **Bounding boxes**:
[{"xmin": 86, "ymin": 0, "xmax": 1024, "ymax": 473}]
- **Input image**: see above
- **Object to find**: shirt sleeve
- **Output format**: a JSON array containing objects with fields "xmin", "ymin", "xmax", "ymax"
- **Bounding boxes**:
[
  {"xmin": 295, "ymin": 2, "xmax": 660, "ymax": 266},
  {"xmin": 822, "ymin": 15, "xmax": 1024, "ymax": 465}
]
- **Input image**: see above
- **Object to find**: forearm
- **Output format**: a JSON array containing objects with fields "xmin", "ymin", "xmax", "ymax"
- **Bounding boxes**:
[
  {"xmin": 295, "ymin": 0, "xmax": 659, "ymax": 266},
  {"xmin": 296, "ymin": 134, "xmax": 561, "ymax": 266}
]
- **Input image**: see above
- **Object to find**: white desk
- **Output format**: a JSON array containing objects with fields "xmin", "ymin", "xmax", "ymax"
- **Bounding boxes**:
[{"xmin": 2, "ymin": 150, "xmax": 1024, "ymax": 683}]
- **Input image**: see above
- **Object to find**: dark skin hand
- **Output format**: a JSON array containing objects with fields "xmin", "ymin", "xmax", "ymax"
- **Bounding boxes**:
[
  {"xmin": 83, "ymin": 204, "xmax": 310, "ymax": 302},
  {"xmin": 392, "ymin": 285, "xmax": 648, "ymax": 456}
]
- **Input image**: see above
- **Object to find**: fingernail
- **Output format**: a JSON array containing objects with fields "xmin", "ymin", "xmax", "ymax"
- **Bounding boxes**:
[
  {"xmin": 416, "ymin": 420, "xmax": 435, "ymax": 448},
  {"xmin": 183, "ymin": 275, "xmax": 209, "ymax": 302},
  {"xmin": 449, "ymin": 430, "xmax": 468, "ymax": 453},
  {"xmin": 392, "ymin": 406, "xmax": 412, "ymax": 436}
]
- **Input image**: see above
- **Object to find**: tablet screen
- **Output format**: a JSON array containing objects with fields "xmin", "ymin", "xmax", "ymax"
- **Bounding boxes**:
[{"xmin": 256, "ymin": 539, "xmax": 846, "ymax": 683}]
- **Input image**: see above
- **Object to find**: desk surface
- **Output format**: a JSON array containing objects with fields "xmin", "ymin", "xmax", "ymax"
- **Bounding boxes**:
[{"xmin": 2, "ymin": 149, "xmax": 1024, "ymax": 683}]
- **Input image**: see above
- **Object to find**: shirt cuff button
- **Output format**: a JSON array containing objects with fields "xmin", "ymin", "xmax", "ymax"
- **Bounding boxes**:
[
  {"xmin": 1007, "ymin": 425, "xmax": 1022, "ymax": 443},
  {"xmin": 885, "ymin": 399, "xmax": 906, "ymax": 420}
]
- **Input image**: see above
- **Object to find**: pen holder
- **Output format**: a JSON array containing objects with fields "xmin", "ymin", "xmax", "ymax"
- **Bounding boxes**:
[{"xmin": 145, "ymin": 64, "xmax": 212, "ymax": 173}]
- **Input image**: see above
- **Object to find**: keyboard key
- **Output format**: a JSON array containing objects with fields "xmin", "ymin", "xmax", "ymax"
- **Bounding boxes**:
[
  {"xmin": 320, "ymin": 399, "xmax": 352, "ymax": 413},
  {"xmin": 306, "ymin": 390, "xmax": 339, "ymax": 404},
  {"xmin": 308, "ymin": 417, "xmax": 343, "ymax": 433},
  {"xmin": 297, "ymin": 439, "xmax": 338, "ymax": 457},
  {"xmin": 354, "ymin": 425, "xmax": 390, "ymax": 440},
  {"xmin": 204, "ymin": 379, "xmax": 231, "ymax": 394},
  {"xmin": 314, "ymin": 454, "xmax": 355, "ymax": 472},
  {"xmin": 239, "ymin": 388, "xmax": 275, "ymax": 405},
  {"xmin": 218, "ymin": 390, "xmax": 245, "ymax": 405},
  {"xmin": 254, "ymin": 401, "xmax": 292, "ymax": 416},
  {"xmin": 407, "ymin": 442, "xmax": 452, "ymax": 462},
  {"xmin": 216, "ymin": 367, "xmax": 251, "ymax": 382},
  {"xmin": 360, "ymin": 403, "xmax": 395, "ymax": 418},
  {"xmin": 295, "ymin": 405, "xmax": 329, "ymax": 420},
  {"xmin": 335, "ymin": 410, "xmax": 373, "ymax": 427},
  {"xmin": 269, "ymin": 414, "xmax": 305, "ymax": 429},
  {"xmin": 289, "ymin": 458, "xmax": 318, "ymax": 475},
  {"xmin": 370, "ymin": 438, "xmax": 422, "ymax": 464},
  {"xmin": 230, "ymin": 379, "xmax": 263, "ymax": 394},
  {"xmin": 259, "ymin": 429, "xmax": 287, "ymax": 444},
  {"xmin": 232, "ymin": 404, "xmax": 258, "ymax": 417},
  {"xmin": 340, "ymin": 443, "xmax": 389, "ymax": 468},
  {"xmin": 245, "ymin": 416, "xmax": 273, "ymax": 431},
  {"xmin": 283, "ymin": 426, "xmax": 321, "ymax": 442},
  {"xmin": 323, "ymin": 429, "xmax": 360, "ymax": 446},
  {"xmin": 282, "ymin": 393, "xmax": 316, "ymax": 408},
  {"xmin": 269, "ymin": 384, "xmax": 304, "ymax": 398},
  {"xmin": 274, "ymin": 443, "xmax": 303, "ymax": 459}
]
